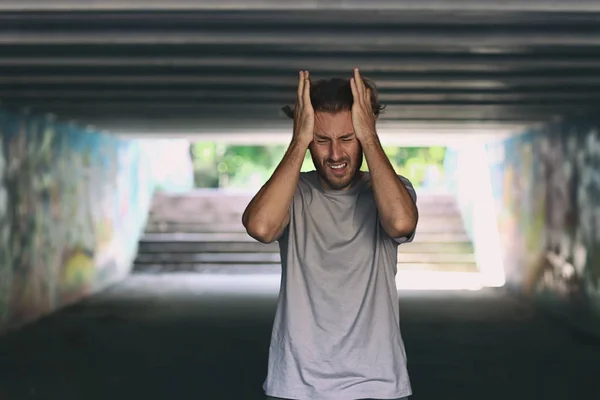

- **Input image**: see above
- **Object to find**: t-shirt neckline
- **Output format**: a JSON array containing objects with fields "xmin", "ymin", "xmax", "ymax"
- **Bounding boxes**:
[{"xmin": 307, "ymin": 170, "xmax": 370, "ymax": 196}]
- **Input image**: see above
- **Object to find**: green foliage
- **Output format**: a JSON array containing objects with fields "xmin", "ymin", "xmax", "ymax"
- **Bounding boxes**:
[{"xmin": 190, "ymin": 142, "xmax": 447, "ymax": 189}]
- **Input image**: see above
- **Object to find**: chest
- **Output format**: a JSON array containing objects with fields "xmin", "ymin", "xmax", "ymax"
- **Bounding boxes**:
[{"xmin": 292, "ymin": 189, "xmax": 379, "ymax": 248}]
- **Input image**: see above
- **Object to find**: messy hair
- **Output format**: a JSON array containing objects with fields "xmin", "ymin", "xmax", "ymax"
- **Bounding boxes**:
[{"xmin": 282, "ymin": 77, "xmax": 385, "ymax": 119}]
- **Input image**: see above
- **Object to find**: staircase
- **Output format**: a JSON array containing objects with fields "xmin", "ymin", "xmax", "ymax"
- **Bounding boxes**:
[{"xmin": 133, "ymin": 190, "xmax": 478, "ymax": 278}]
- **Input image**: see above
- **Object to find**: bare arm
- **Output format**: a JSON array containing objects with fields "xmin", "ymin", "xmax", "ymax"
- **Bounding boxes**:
[
  {"xmin": 242, "ymin": 138, "xmax": 310, "ymax": 243},
  {"xmin": 361, "ymin": 137, "xmax": 418, "ymax": 239},
  {"xmin": 350, "ymin": 68, "xmax": 418, "ymax": 239},
  {"xmin": 242, "ymin": 71, "xmax": 314, "ymax": 243}
]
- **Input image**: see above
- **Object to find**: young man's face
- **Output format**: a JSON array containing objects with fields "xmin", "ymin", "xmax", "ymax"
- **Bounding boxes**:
[{"xmin": 309, "ymin": 110, "xmax": 363, "ymax": 191}]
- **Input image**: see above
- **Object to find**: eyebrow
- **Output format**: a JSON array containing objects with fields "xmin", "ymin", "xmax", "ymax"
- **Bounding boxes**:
[{"xmin": 314, "ymin": 133, "xmax": 354, "ymax": 140}]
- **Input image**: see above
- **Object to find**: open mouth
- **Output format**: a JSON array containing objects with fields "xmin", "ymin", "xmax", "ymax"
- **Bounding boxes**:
[{"xmin": 328, "ymin": 162, "xmax": 348, "ymax": 174}]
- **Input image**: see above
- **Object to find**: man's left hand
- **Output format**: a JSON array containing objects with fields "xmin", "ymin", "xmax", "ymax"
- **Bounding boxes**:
[{"xmin": 350, "ymin": 68, "xmax": 377, "ymax": 143}]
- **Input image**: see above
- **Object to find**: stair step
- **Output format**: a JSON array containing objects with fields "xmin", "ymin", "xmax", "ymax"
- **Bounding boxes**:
[
  {"xmin": 396, "ymin": 263, "xmax": 479, "ymax": 272},
  {"xmin": 139, "ymin": 241, "xmax": 279, "ymax": 253},
  {"xmin": 133, "ymin": 262, "xmax": 479, "ymax": 274},
  {"xmin": 146, "ymin": 204, "xmax": 461, "ymax": 225},
  {"xmin": 134, "ymin": 252, "xmax": 476, "ymax": 265},
  {"xmin": 145, "ymin": 217, "xmax": 466, "ymax": 234},
  {"xmin": 134, "ymin": 263, "xmax": 282, "ymax": 274},
  {"xmin": 137, "ymin": 192, "xmax": 478, "ymax": 277},
  {"xmin": 136, "ymin": 252, "xmax": 281, "ymax": 264},
  {"xmin": 402, "ymin": 241, "xmax": 474, "ymax": 253},
  {"xmin": 142, "ymin": 232, "xmax": 258, "ymax": 242},
  {"xmin": 141, "ymin": 232, "xmax": 472, "ymax": 244},
  {"xmin": 147, "ymin": 192, "xmax": 463, "ymax": 232},
  {"xmin": 137, "ymin": 240, "xmax": 474, "ymax": 254}
]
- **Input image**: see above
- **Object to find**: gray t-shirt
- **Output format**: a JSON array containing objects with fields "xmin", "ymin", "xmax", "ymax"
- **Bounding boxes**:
[{"xmin": 263, "ymin": 171, "xmax": 417, "ymax": 400}]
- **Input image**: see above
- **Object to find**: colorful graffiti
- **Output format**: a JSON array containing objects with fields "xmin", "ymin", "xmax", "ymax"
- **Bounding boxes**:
[
  {"xmin": 486, "ymin": 119, "xmax": 600, "ymax": 314},
  {"xmin": 0, "ymin": 110, "xmax": 192, "ymax": 333}
]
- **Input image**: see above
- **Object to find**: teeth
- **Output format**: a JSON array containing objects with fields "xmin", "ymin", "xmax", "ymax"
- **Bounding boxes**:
[{"xmin": 330, "ymin": 163, "xmax": 346, "ymax": 169}]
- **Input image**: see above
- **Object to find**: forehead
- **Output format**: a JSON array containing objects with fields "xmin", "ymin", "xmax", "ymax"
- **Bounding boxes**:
[{"xmin": 314, "ymin": 111, "xmax": 354, "ymax": 138}]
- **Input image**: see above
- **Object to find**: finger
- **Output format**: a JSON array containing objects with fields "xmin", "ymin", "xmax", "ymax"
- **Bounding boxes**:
[
  {"xmin": 297, "ymin": 71, "xmax": 305, "ymax": 106},
  {"xmin": 366, "ymin": 88, "xmax": 373, "ymax": 113},
  {"xmin": 354, "ymin": 68, "xmax": 365, "ymax": 98},
  {"xmin": 302, "ymin": 71, "xmax": 311, "ymax": 107},
  {"xmin": 350, "ymin": 77, "xmax": 359, "ymax": 102}
]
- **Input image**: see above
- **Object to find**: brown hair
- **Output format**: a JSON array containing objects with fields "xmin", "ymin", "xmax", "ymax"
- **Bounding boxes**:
[{"xmin": 282, "ymin": 77, "xmax": 385, "ymax": 119}]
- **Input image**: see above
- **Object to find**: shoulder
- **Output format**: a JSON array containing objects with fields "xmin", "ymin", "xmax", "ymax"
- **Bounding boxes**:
[
  {"xmin": 362, "ymin": 172, "xmax": 416, "ymax": 194},
  {"xmin": 396, "ymin": 175, "xmax": 417, "ymax": 206},
  {"xmin": 397, "ymin": 174, "xmax": 413, "ymax": 185},
  {"xmin": 290, "ymin": 171, "xmax": 317, "ymax": 202},
  {"xmin": 398, "ymin": 175, "xmax": 417, "ymax": 199},
  {"xmin": 299, "ymin": 170, "xmax": 315, "ymax": 182},
  {"xmin": 361, "ymin": 173, "xmax": 417, "ymax": 206},
  {"xmin": 298, "ymin": 171, "xmax": 318, "ymax": 191}
]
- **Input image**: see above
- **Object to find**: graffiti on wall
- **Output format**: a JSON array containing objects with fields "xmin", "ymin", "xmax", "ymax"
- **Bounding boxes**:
[
  {"xmin": 486, "ymin": 134, "xmax": 546, "ymax": 288},
  {"xmin": 0, "ymin": 133, "xmax": 9, "ymax": 324},
  {"xmin": 487, "ymin": 120, "xmax": 600, "ymax": 312},
  {"xmin": 0, "ymin": 111, "xmax": 158, "ymax": 331}
]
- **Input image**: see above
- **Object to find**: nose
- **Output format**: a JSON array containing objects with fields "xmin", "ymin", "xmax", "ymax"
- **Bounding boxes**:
[{"xmin": 329, "ymin": 140, "xmax": 343, "ymax": 161}]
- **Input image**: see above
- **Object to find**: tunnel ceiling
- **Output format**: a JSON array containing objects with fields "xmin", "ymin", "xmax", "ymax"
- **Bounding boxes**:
[{"xmin": 1, "ymin": 1, "xmax": 600, "ymax": 134}]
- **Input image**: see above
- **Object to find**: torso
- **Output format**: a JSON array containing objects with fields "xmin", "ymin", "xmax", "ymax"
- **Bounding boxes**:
[{"xmin": 263, "ymin": 171, "xmax": 413, "ymax": 400}]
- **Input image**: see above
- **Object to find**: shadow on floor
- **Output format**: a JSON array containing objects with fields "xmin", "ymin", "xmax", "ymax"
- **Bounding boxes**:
[{"xmin": 0, "ymin": 274, "xmax": 598, "ymax": 400}]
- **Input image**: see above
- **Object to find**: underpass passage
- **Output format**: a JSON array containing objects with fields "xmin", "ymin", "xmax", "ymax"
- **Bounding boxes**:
[
  {"xmin": 1, "ymin": 3, "xmax": 600, "ymax": 399},
  {"xmin": 0, "ymin": 274, "xmax": 598, "ymax": 400},
  {"xmin": 1, "ymin": 190, "xmax": 592, "ymax": 400},
  {"xmin": 133, "ymin": 190, "xmax": 480, "ymax": 289}
]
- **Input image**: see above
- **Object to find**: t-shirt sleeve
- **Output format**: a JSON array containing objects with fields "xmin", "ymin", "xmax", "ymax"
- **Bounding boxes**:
[
  {"xmin": 275, "ymin": 193, "xmax": 294, "ymax": 242},
  {"xmin": 391, "ymin": 175, "xmax": 418, "ymax": 245},
  {"xmin": 275, "ymin": 175, "xmax": 305, "ymax": 242}
]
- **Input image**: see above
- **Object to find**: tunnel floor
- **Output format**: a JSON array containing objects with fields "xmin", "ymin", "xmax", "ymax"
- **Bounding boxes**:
[{"xmin": 0, "ymin": 273, "xmax": 598, "ymax": 400}]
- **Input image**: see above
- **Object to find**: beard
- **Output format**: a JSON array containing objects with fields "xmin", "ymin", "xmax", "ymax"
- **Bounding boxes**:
[{"xmin": 311, "ymin": 153, "xmax": 363, "ymax": 191}]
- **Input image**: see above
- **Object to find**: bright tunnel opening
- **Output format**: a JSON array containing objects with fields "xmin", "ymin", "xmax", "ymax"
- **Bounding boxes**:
[{"xmin": 128, "ymin": 134, "xmax": 509, "ymax": 293}]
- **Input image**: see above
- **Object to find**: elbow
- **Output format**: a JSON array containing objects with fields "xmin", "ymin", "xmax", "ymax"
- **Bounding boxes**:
[
  {"xmin": 243, "ymin": 218, "xmax": 278, "ymax": 244},
  {"xmin": 388, "ymin": 215, "xmax": 418, "ymax": 239},
  {"xmin": 247, "ymin": 225, "xmax": 277, "ymax": 244}
]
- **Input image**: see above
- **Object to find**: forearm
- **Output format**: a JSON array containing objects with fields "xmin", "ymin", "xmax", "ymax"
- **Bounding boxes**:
[
  {"xmin": 361, "ymin": 136, "xmax": 418, "ymax": 238},
  {"xmin": 242, "ymin": 138, "xmax": 309, "ymax": 243}
]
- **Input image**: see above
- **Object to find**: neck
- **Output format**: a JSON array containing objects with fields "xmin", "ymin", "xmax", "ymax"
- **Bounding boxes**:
[{"xmin": 318, "ymin": 170, "xmax": 363, "ymax": 191}]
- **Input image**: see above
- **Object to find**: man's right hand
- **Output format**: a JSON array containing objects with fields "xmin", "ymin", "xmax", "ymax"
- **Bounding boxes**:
[
  {"xmin": 293, "ymin": 70, "xmax": 315, "ymax": 146},
  {"xmin": 242, "ymin": 71, "xmax": 316, "ymax": 243}
]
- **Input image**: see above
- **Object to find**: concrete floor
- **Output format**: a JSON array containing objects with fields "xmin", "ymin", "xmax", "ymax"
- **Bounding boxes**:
[{"xmin": 0, "ymin": 273, "xmax": 598, "ymax": 400}]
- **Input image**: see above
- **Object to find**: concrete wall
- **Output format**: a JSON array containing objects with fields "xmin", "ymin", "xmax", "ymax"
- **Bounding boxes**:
[
  {"xmin": 486, "ymin": 117, "xmax": 600, "ymax": 328},
  {"xmin": 0, "ymin": 110, "xmax": 193, "ymax": 333}
]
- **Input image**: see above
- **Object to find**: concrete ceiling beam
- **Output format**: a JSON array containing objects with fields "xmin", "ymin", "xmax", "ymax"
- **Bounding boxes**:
[
  {"xmin": 2, "ymin": 0, "xmax": 600, "ymax": 12},
  {"xmin": 1, "ymin": 31, "xmax": 600, "ymax": 47},
  {"xmin": 1, "ymin": 56, "xmax": 600, "ymax": 71}
]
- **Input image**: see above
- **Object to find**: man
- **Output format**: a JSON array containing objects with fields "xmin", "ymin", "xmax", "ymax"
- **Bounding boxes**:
[{"xmin": 242, "ymin": 68, "xmax": 419, "ymax": 400}]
